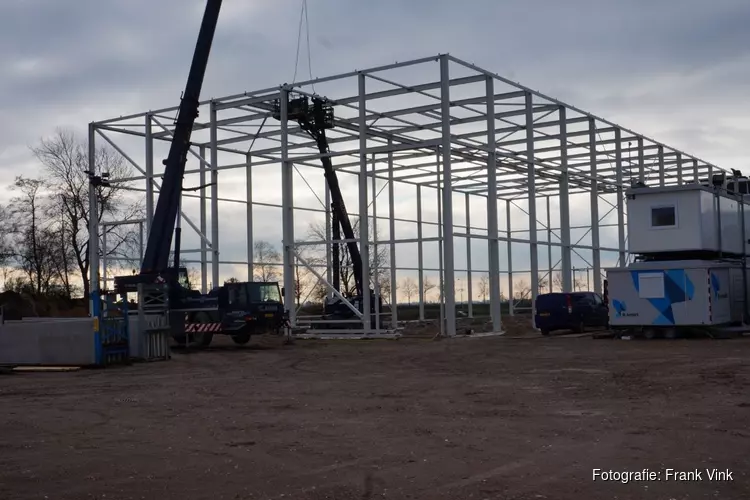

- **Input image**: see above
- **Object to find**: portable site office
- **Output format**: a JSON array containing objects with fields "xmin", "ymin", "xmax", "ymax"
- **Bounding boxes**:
[
  {"xmin": 606, "ymin": 181, "xmax": 750, "ymax": 331},
  {"xmin": 606, "ymin": 259, "xmax": 746, "ymax": 328},
  {"xmin": 626, "ymin": 183, "xmax": 750, "ymax": 257}
]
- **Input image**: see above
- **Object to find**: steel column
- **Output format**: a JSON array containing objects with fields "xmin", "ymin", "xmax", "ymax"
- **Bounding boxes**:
[
  {"xmin": 559, "ymin": 106, "xmax": 572, "ymax": 292},
  {"xmin": 358, "ymin": 73, "xmax": 371, "ymax": 332},
  {"xmin": 417, "ymin": 185, "xmax": 425, "ymax": 320},
  {"xmin": 371, "ymin": 153, "xmax": 381, "ymax": 334},
  {"xmin": 209, "ymin": 103, "xmax": 220, "ymax": 289},
  {"xmin": 437, "ymin": 153, "xmax": 444, "ymax": 334},
  {"xmin": 325, "ymin": 183, "xmax": 332, "ymax": 300},
  {"xmin": 246, "ymin": 153, "xmax": 253, "ymax": 281},
  {"xmin": 485, "ymin": 77, "xmax": 502, "ymax": 330},
  {"xmin": 440, "ymin": 55, "xmax": 457, "ymax": 336},
  {"xmin": 280, "ymin": 88, "xmax": 296, "ymax": 325},
  {"xmin": 138, "ymin": 221, "xmax": 144, "ymax": 263},
  {"xmin": 102, "ymin": 224, "xmax": 108, "ymax": 287},
  {"xmin": 615, "ymin": 129, "xmax": 626, "ymax": 268},
  {"xmin": 676, "ymin": 152, "xmax": 683, "ymax": 185},
  {"xmin": 506, "ymin": 199, "xmax": 514, "ymax": 316},
  {"xmin": 388, "ymin": 140, "xmax": 398, "ymax": 326},
  {"xmin": 589, "ymin": 118, "xmax": 601, "ymax": 294},
  {"xmin": 693, "ymin": 159, "xmax": 700, "ymax": 182},
  {"xmin": 465, "ymin": 193, "xmax": 473, "ymax": 318},
  {"xmin": 87, "ymin": 122, "xmax": 99, "ymax": 314},
  {"xmin": 144, "ymin": 114, "xmax": 155, "ymax": 233},
  {"xmin": 546, "ymin": 196, "xmax": 553, "ymax": 293},
  {"xmin": 658, "ymin": 145, "xmax": 665, "ymax": 187},
  {"xmin": 638, "ymin": 137, "xmax": 645, "ymax": 183},
  {"xmin": 525, "ymin": 91, "xmax": 539, "ymax": 321},
  {"xmin": 199, "ymin": 145, "xmax": 208, "ymax": 293}
]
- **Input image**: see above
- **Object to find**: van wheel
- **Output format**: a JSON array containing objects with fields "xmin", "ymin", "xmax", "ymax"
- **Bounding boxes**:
[
  {"xmin": 232, "ymin": 333, "xmax": 251, "ymax": 345},
  {"xmin": 573, "ymin": 320, "xmax": 585, "ymax": 333}
]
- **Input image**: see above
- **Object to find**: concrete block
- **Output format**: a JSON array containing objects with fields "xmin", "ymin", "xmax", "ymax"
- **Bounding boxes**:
[{"xmin": 0, "ymin": 318, "xmax": 97, "ymax": 366}]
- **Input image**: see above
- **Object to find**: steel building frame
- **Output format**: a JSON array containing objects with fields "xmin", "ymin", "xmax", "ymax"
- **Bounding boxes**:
[{"xmin": 88, "ymin": 53, "xmax": 725, "ymax": 336}]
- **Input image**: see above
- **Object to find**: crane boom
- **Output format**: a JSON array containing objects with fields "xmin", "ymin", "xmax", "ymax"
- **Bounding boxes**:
[
  {"xmin": 107, "ymin": 0, "xmax": 288, "ymax": 349},
  {"xmin": 274, "ymin": 96, "xmax": 364, "ymax": 295},
  {"xmin": 314, "ymin": 130, "xmax": 364, "ymax": 295},
  {"xmin": 139, "ymin": 0, "xmax": 223, "ymax": 276}
]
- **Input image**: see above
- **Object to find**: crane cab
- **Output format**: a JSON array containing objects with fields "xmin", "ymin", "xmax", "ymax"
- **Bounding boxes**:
[{"xmin": 217, "ymin": 281, "xmax": 285, "ymax": 330}]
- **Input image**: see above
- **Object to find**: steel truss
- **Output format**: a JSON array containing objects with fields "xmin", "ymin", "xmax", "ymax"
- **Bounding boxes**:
[{"xmin": 88, "ymin": 53, "xmax": 726, "ymax": 337}]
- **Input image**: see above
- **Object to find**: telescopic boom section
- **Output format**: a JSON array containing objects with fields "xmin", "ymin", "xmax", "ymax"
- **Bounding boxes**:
[
  {"xmin": 140, "ymin": 0, "xmax": 223, "ymax": 275},
  {"xmin": 272, "ymin": 96, "xmax": 365, "ymax": 296},
  {"xmin": 314, "ymin": 130, "xmax": 364, "ymax": 296}
]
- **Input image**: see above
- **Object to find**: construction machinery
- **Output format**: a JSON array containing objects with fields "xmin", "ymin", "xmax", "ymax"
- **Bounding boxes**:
[
  {"xmin": 272, "ymin": 95, "xmax": 382, "ymax": 330},
  {"xmin": 109, "ymin": 0, "xmax": 287, "ymax": 348}
]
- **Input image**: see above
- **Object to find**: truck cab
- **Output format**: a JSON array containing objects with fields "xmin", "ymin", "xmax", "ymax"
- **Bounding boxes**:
[{"xmin": 218, "ymin": 281, "xmax": 285, "ymax": 333}]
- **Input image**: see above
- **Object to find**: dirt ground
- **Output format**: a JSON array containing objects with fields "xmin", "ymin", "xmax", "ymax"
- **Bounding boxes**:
[{"xmin": 2, "ymin": 333, "xmax": 750, "ymax": 500}]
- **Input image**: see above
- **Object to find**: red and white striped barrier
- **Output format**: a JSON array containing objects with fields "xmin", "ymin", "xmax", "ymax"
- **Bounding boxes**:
[{"xmin": 185, "ymin": 322, "xmax": 223, "ymax": 333}]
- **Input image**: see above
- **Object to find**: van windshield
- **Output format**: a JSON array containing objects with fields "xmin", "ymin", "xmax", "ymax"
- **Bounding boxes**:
[
  {"xmin": 537, "ymin": 292, "xmax": 593, "ymax": 309},
  {"xmin": 226, "ymin": 283, "xmax": 282, "ymax": 307}
]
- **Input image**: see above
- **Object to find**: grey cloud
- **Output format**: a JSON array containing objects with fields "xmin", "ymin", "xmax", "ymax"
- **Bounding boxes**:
[{"xmin": 2, "ymin": 0, "xmax": 747, "ymax": 288}]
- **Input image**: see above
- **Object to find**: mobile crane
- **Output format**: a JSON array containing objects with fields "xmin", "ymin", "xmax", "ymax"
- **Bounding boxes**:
[
  {"xmin": 272, "ymin": 95, "xmax": 382, "ymax": 328},
  {"xmin": 111, "ymin": 0, "xmax": 286, "ymax": 347}
]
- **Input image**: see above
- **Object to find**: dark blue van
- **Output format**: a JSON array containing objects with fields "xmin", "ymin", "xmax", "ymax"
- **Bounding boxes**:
[{"xmin": 534, "ymin": 291, "xmax": 609, "ymax": 335}]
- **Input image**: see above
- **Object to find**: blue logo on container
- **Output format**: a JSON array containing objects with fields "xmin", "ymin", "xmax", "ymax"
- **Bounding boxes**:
[
  {"xmin": 612, "ymin": 299, "xmax": 639, "ymax": 318},
  {"xmin": 612, "ymin": 299, "xmax": 627, "ymax": 317},
  {"xmin": 630, "ymin": 270, "xmax": 693, "ymax": 325},
  {"xmin": 711, "ymin": 273, "xmax": 728, "ymax": 300}
]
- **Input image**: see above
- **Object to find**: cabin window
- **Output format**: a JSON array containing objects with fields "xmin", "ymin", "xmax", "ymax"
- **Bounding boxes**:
[
  {"xmin": 651, "ymin": 205, "xmax": 676, "ymax": 227},
  {"xmin": 638, "ymin": 273, "xmax": 665, "ymax": 299}
]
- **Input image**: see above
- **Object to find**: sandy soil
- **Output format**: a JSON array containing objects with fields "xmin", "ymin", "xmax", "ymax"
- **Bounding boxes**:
[{"xmin": 1, "ymin": 333, "xmax": 750, "ymax": 500}]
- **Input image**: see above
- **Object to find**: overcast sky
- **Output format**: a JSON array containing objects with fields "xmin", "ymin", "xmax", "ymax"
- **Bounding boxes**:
[{"xmin": 2, "ymin": 0, "xmax": 749, "ymax": 295}]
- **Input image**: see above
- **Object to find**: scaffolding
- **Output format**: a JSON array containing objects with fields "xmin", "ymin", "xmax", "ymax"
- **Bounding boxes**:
[{"xmin": 88, "ymin": 53, "xmax": 725, "ymax": 337}]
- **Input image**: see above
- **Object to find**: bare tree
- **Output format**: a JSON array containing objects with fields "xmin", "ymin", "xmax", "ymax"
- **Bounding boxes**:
[
  {"xmin": 185, "ymin": 266, "xmax": 201, "ymax": 289},
  {"xmin": 293, "ymin": 240, "xmax": 325, "ymax": 306},
  {"xmin": 253, "ymin": 240, "xmax": 281, "ymax": 282},
  {"xmin": 401, "ymin": 277, "xmax": 418, "ymax": 305},
  {"xmin": 30, "ymin": 128, "xmax": 141, "ymax": 303},
  {"xmin": 0, "ymin": 205, "xmax": 15, "ymax": 276},
  {"xmin": 47, "ymin": 204, "xmax": 78, "ymax": 297},
  {"xmin": 310, "ymin": 281, "xmax": 329, "ymax": 303},
  {"xmin": 513, "ymin": 279, "xmax": 531, "ymax": 300},
  {"xmin": 3, "ymin": 177, "xmax": 60, "ymax": 295},
  {"xmin": 552, "ymin": 271, "xmax": 585, "ymax": 292},
  {"xmin": 537, "ymin": 274, "xmax": 549, "ymax": 294},
  {"xmin": 306, "ymin": 218, "xmax": 389, "ymax": 296},
  {"xmin": 421, "ymin": 277, "xmax": 436, "ymax": 302},
  {"xmin": 552, "ymin": 271, "xmax": 564, "ymax": 292},
  {"xmin": 377, "ymin": 273, "xmax": 393, "ymax": 305},
  {"xmin": 478, "ymin": 274, "xmax": 489, "ymax": 302}
]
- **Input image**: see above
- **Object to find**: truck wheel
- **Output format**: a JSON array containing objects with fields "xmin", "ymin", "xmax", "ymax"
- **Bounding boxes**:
[
  {"xmin": 197, "ymin": 332, "xmax": 214, "ymax": 347},
  {"xmin": 231, "ymin": 333, "xmax": 251, "ymax": 345},
  {"xmin": 188, "ymin": 312, "xmax": 214, "ymax": 348}
]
